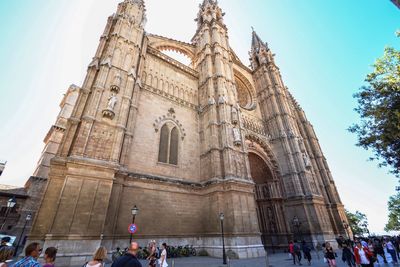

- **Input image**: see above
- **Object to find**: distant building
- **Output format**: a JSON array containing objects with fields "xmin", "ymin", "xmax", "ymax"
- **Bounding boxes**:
[
  {"xmin": 392, "ymin": 0, "xmax": 400, "ymax": 8},
  {"xmin": 0, "ymin": 177, "xmax": 47, "ymax": 255}
]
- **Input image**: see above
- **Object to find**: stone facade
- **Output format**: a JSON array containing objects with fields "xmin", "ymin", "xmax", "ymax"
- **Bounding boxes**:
[{"xmin": 28, "ymin": 0, "xmax": 349, "ymax": 263}]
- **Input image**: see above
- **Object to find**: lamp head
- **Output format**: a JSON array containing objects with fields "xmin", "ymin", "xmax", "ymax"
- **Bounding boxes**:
[
  {"xmin": 219, "ymin": 212, "xmax": 224, "ymax": 221},
  {"xmin": 7, "ymin": 196, "xmax": 16, "ymax": 208},
  {"xmin": 131, "ymin": 205, "xmax": 139, "ymax": 216}
]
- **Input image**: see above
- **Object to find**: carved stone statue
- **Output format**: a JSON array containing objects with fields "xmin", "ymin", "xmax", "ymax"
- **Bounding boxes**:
[
  {"xmin": 233, "ymin": 127, "xmax": 241, "ymax": 146},
  {"xmin": 302, "ymin": 153, "xmax": 311, "ymax": 169},
  {"xmin": 231, "ymin": 105, "xmax": 239, "ymax": 125},
  {"xmin": 107, "ymin": 94, "xmax": 118, "ymax": 111}
]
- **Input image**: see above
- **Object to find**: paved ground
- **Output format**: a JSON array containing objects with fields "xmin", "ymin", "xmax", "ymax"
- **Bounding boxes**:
[{"xmin": 135, "ymin": 251, "xmax": 399, "ymax": 267}]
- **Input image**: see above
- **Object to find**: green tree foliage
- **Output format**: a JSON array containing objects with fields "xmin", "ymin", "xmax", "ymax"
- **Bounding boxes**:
[
  {"xmin": 385, "ymin": 192, "xmax": 400, "ymax": 231},
  {"xmin": 345, "ymin": 209, "xmax": 369, "ymax": 236},
  {"xmin": 348, "ymin": 37, "xmax": 400, "ymax": 177}
]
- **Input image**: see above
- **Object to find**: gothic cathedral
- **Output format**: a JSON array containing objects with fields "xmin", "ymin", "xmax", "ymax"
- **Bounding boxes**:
[{"xmin": 30, "ymin": 0, "xmax": 349, "ymax": 262}]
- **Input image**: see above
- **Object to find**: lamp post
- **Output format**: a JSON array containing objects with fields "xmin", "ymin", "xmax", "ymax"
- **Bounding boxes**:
[
  {"xmin": 129, "ymin": 205, "xmax": 139, "ymax": 244},
  {"xmin": 0, "ymin": 196, "xmax": 16, "ymax": 231},
  {"xmin": 292, "ymin": 216, "xmax": 302, "ymax": 241},
  {"xmin": 219, "ymin": 212, "xmax": 227, "ymax": 265},
  {"xmin": 14, "ymin": 213, "xmax": 32, "ymax": 256},
  {"xmin": 342, "ymin": 220, "xmax": 350, "ymax": 240}
]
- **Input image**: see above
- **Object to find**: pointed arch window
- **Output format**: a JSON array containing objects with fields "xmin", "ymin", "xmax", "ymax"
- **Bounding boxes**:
[{"xmin": 158, "ymin": 124, "xmax": 179, "ymax": 165}]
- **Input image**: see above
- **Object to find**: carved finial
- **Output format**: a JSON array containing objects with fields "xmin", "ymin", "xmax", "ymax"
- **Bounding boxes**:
[{"xmin": 251, "ymin": 26, "xmax": 255, "ymax": 32}]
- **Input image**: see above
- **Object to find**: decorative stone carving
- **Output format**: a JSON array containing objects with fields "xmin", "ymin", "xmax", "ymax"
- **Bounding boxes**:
[
  {"xmin": 107, "ymin": 94, "xmax": 118, "ymax": 111},
  {"xmin": 136, "ymin": 77, "xmax": 142, "ymax": 87},
  {"xmin": 102, "ymin": 93, "xmax": 118, "ymax": 119},
  {"xmin": 231, "ymin": 104, "xmax": 239, "ymax": 125},
  {"xmin": 208, "ymin": 95, "xmax": 216, "ymax": 105},
  {"xmin": 233, "ymin": 127, "xmax": 242, "ymax": 146},
  {"xmin": 102, "ymin": 109, "xmax": 115, "ymax": 119},
  {"xmin": 302, "ymin": 153, "xmax": 312, "ymax": 169},
  {"xmin": 100, "ymin": 55, "xmax": 112, "ymax": 67},
  {"xmin": 153, "ymin": 111, "xmax": 186, "ymax": 140},
  {"xmin": 218, "ymin": 94, "xmax": 227, "ymax": 105},
  {"xmin": 88, "ymin": 57, "xmax": 100, "ymax": 70},
  {"xmin": 110, "ymin": 72, "xmax": 122, "ymax": 93},
  {"xmin": 128, "ymin": 66, "xmax": 137, "ymax": 78}
]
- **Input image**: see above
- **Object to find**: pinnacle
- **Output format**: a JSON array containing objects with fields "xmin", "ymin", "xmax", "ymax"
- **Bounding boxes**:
[
  {"xmin": 124, "ymin": 0, "xmax": 145, "ymax": 6},
  {"xmin": 251, "ymin": 28, "xmax": 268, "ymax": 51}
]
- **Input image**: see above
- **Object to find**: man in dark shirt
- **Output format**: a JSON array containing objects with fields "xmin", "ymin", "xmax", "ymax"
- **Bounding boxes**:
[{"xmin": 111, "ymin": 242, "xmax": 142, "ymax": 267}]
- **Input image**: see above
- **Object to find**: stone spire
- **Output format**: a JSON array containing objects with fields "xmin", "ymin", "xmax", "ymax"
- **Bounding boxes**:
[
  {"xmin": 249, "ymin": 29, "xmax": 274, "ymax": 70},
  {"xmin": 251, "ymin": 29, "xmax": 268, "ymax": 52},
  {"xmin": 195, "ymin": 0, "xmax": 225, "ymax": 30}
]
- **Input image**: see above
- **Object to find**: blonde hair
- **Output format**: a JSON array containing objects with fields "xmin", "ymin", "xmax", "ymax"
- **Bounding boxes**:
[
  {"xmin": 0, "ymin": 247, "xmax": 14, "ymax": 263},
  {"xmin": 93, "ymin": 246, "xmax": 107, "ymax": 261}
]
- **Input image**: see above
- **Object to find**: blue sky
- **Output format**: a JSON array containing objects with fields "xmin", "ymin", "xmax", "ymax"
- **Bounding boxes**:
[{"xmin": 0, "ymin": 0, "xmax": 398, "ymax": 233}]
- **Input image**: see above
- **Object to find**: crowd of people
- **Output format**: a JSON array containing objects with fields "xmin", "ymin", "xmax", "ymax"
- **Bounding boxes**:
[
  {"xmin": 289, "ymin": 236, "xmax": 400, "ymax": 267},
  {"xmin": 0, "ymin": 237, "xmax": 170, "ymax": 267}
]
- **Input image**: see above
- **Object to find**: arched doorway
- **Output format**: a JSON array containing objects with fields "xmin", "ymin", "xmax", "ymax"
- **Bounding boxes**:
[{"xmin": 247, "ymin": 150, "xmax": 290, "ymax": 251}]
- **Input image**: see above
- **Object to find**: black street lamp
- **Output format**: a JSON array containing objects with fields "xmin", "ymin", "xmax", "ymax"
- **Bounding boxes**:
[
  {"xmin": 14, "ymin": 213, "xmax": 32, "ymax": 256},
  {"xmin": 342, "ymin": 220, "xmax": 350, "ymax": 240},
  {"xmin": 292, "ymin": 216, "xmax": 302, "ymax": 241},
  {"xmin": 1, "ymin": 196, "xmax": 16, "ymax": 231},
  {"xmin": 219, "ymin": 212, "xmax": 227, "ymax": 265},
  {"xmin": 129, "ymin": 205, "xmax": 139, "ymax": 244}
]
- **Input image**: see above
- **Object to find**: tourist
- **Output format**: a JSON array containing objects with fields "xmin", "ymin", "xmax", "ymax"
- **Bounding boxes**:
[
  {"xmin": 289, "ymin": 241, "xmax": 297, "ymax": 265},
  {"xmin": 84, "ymin": 247, "xmax": 108, "ymax": 267},
  {"xmin": 373, "ymin": 238, "xmax": 387, "ymax": 263},
  {"xmin": 111, "ymin": 242, "xmax": 142, "ymax": 267},
  {"xmin": 341, "ymin": 243, "xmax": 355, "ymax": 267},
  {"xmin": 385, "ymin": 238, "xmax": 398, "ymax": 264},
  {"xmin": 354, "ymin": 240, "xmax": 373, "ymax": 267},
  {"xmin": 158, "ymin": 243, "xmax": 168, "ymax": 267},
  {"xmin": 13, "ymin": 242, "xmax": 42, "ymax": 267},
  {"xmin": 324, "ymin": 242, "xmax": 337, "ymax": 267},
  {"xmin": 146, "ymin": 240, "xmax": 157, "ymax": 267},
  {"xmin": 293, "ymin": 240, "xmax": 302, "ymax": 265},
  {"xmin": 43, "ymin": 247, "xmax": 57, "ymax": 267},
  {"xmin": 0, "ymin": 247, "xmax": 14, "ymax": 267},
  {"xmin": 301, "ymin": 240, "xmax": 311, "ymax": 265}
]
